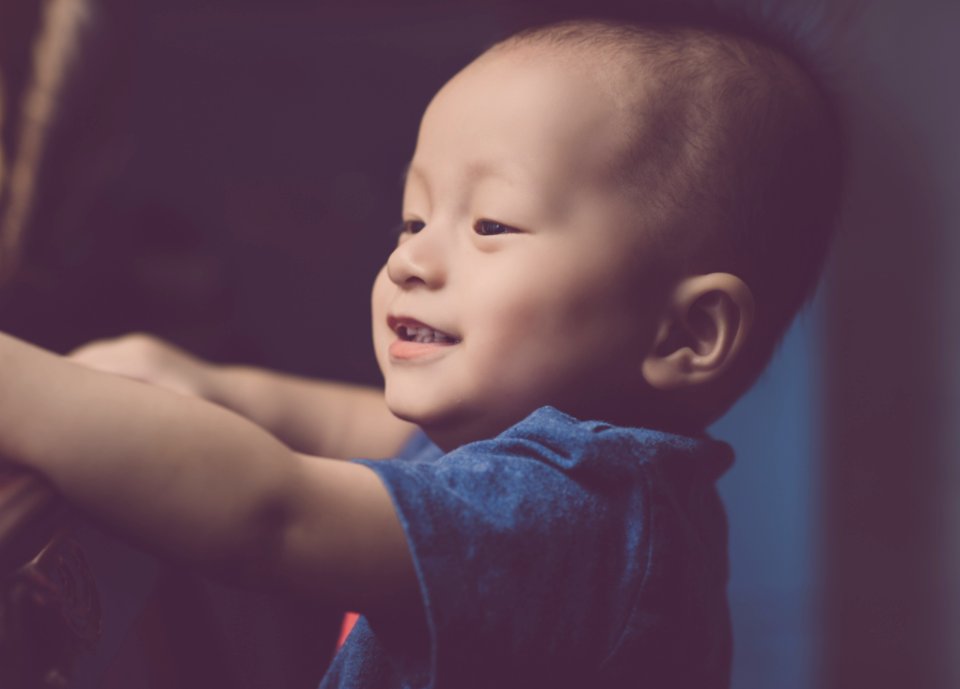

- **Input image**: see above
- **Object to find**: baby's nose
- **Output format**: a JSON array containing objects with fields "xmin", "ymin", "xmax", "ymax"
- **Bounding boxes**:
[{"xmin": 386, "ymin": 227, "xmax": 446, "ymax": 289}]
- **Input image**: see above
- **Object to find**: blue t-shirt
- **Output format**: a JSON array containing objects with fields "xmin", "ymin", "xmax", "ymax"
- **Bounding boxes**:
[{"xmin": 321, "ymin": 406, "xmax": 733, "ymax": 689}]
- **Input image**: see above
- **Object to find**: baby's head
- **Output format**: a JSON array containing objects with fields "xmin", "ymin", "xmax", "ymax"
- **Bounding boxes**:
[{"xmin": 371, "ymin": 17, "xmax": 843, "ymax": 449}]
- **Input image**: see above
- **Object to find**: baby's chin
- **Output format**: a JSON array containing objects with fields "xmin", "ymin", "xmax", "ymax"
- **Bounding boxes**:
[
  {"xmin": 385, "ymin": 396, "xmax": 526, "ymax": 452},
  {"xmin": 386, "ymin": 405, "xmax": 473, "ymax": 451}
]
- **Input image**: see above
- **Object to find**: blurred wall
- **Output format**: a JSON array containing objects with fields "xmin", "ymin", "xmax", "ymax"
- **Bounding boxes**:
[
  {"xmin": 712, "ymin": 306, "xmax": 822, "ymax": 689},
  {"xmin": 822, "ymin": 1, "xmax": 960, "ymax": 687}
]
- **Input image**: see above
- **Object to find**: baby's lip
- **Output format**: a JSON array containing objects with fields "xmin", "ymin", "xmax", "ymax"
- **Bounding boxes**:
[{"xmin": 387, "ymin": 315, "xmax": 461, "ymax": 344}]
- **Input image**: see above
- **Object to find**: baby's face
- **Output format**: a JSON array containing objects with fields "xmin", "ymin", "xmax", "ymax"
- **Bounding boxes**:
[{"xmin": 371, "ymin": 48, "xmax": 671, "ymax": 449}]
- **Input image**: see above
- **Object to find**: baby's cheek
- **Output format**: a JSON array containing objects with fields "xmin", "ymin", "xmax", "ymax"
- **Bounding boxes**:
[
  {"xmin": 370, "ymin": 269, "xmax": 392, "ymax": 367},
  {"xmin": 370, "ymin": 266, "xmax": 390, "ymax": 310},
  {"xmin": 370, "ymin": 270, "xmax": 392, "ymax": 330},
  {"xmin": 472, "ymin": 328, "xmax": 565, "ymax": 396}
]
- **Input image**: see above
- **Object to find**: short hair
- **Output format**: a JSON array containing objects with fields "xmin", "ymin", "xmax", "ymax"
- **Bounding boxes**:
[{"xmin": 493, "ymin": 14, "xmax": 845, "ymax": 407}]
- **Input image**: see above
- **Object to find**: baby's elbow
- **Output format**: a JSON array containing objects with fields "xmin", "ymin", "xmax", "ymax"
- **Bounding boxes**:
[
  {"xmin": 194, "ymin": 480, "xmax": 293, "ymax": 590},
  {"xmin": 233, "ymin": 492, "xmax": 293, "ymax": 589}
]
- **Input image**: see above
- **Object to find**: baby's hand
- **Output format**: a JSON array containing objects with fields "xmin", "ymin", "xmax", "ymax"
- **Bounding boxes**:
[{"xmin": 69, "ymin": 333, "xmax": 212, "ymax": 399}]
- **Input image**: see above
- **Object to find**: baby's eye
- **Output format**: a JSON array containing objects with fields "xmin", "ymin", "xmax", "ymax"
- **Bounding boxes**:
[
  {"xmin": 395, "ymin": 219, "xmax": 426, "ymax": 237},
  {"xmin": 474, "ymin": 219, "xmax": 520, "ymax": 236}
]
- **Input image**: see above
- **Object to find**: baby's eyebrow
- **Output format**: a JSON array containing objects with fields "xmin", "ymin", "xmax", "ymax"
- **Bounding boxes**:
[
  {"xmin": 402, "ymin": 163, "xmax": 432, "ymax": 188},
  {"xmin": 400, "ymin": 159, "xmax": 521, "ymax": 193}
]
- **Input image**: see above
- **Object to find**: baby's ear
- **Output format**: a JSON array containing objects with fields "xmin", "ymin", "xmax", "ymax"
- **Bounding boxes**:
[{"xmin": 641, "ymin": 274, "xmax": 754, "ymax": 391}]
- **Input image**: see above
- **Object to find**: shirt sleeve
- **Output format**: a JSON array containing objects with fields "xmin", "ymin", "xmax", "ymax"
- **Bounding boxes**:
[{"xmin": 354, "ymin": 407, "xmax": 654, "ymax": 687}]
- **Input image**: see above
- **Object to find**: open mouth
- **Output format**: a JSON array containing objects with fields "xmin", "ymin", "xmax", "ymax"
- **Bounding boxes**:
[{"xmin": 389, "ymin": 317, "xmax": 460, "ymax": 345}]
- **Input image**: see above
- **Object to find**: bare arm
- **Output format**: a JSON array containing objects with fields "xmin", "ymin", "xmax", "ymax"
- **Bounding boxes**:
[
  {"xmin": 0, "ymin": 332, "xmax": 417, "ymax": 613},
  {"xmin": 70, "ymin": 334, "xmax": 415, "ymax": 459},
  {"xmin": 203, "ymin": 367, "xmax": 413, "ymax": 459}
]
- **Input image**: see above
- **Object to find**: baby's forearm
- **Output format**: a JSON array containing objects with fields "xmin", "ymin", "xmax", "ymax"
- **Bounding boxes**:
[
  {"xmin": 202, "ymin": 365, "xmax": 413, "ymax": 459},
  {"xmin": 0, "ymin": 332, "xmax": 300, "ymax": 579},
  {"xmin": 68, "ymin": 333, "xmax": 414, "ymax": 459}
]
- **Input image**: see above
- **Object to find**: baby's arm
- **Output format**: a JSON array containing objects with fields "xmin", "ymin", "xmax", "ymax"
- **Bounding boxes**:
[
  {"xmin": 70, "ymin": 334, "xmax": 414, "ymax": 459},
  {"xmin": 0, "ymin": 331, "xmax": 416, "ymax": 612}
]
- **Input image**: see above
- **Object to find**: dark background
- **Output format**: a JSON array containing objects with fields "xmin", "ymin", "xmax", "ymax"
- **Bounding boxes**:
[
  {"xmin": 2, "ymin": 1, "xmax": 959, "ymax": 687},
  {"xmin": 1, "ymin": 0, "xmax": 523, "ymax": 382}
]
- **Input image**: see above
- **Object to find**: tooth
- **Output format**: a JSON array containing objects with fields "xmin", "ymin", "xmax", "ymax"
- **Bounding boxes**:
[{"xmin": 394, "ymin": 322, "xmax": 458, "ymax": 344}]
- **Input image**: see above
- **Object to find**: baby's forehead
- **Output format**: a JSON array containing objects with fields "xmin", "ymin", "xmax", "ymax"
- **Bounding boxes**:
[
  {"xmin": 478, "ymin": 40, "xmax": 657, "ymax": 114},
  {"xmin": 470, "ymin": 41, "xmax": 683, "ymax": 169},
  {"xmin": 420, "ymin": 49, "xmax": 643, "ymax": 187}
]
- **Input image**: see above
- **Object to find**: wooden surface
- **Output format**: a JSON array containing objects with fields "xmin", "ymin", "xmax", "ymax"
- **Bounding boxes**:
[
  {"xmin": 0, "ymin": 466, "xmax": 99, "ymax": 688},
  {"xmin": 0, "ymin": 467, "xmax": 63, "ymax": 572}
]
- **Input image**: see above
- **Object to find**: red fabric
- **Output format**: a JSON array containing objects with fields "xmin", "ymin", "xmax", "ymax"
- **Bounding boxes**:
[{"xmin": 337, "ymin": 612, "xmax": 361, "ymax": 650}]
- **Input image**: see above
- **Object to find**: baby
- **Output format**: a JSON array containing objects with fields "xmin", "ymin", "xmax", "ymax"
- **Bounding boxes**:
[{"xmin": 0, "ymin": 14, "xmax": 842, "ymax": 689}]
